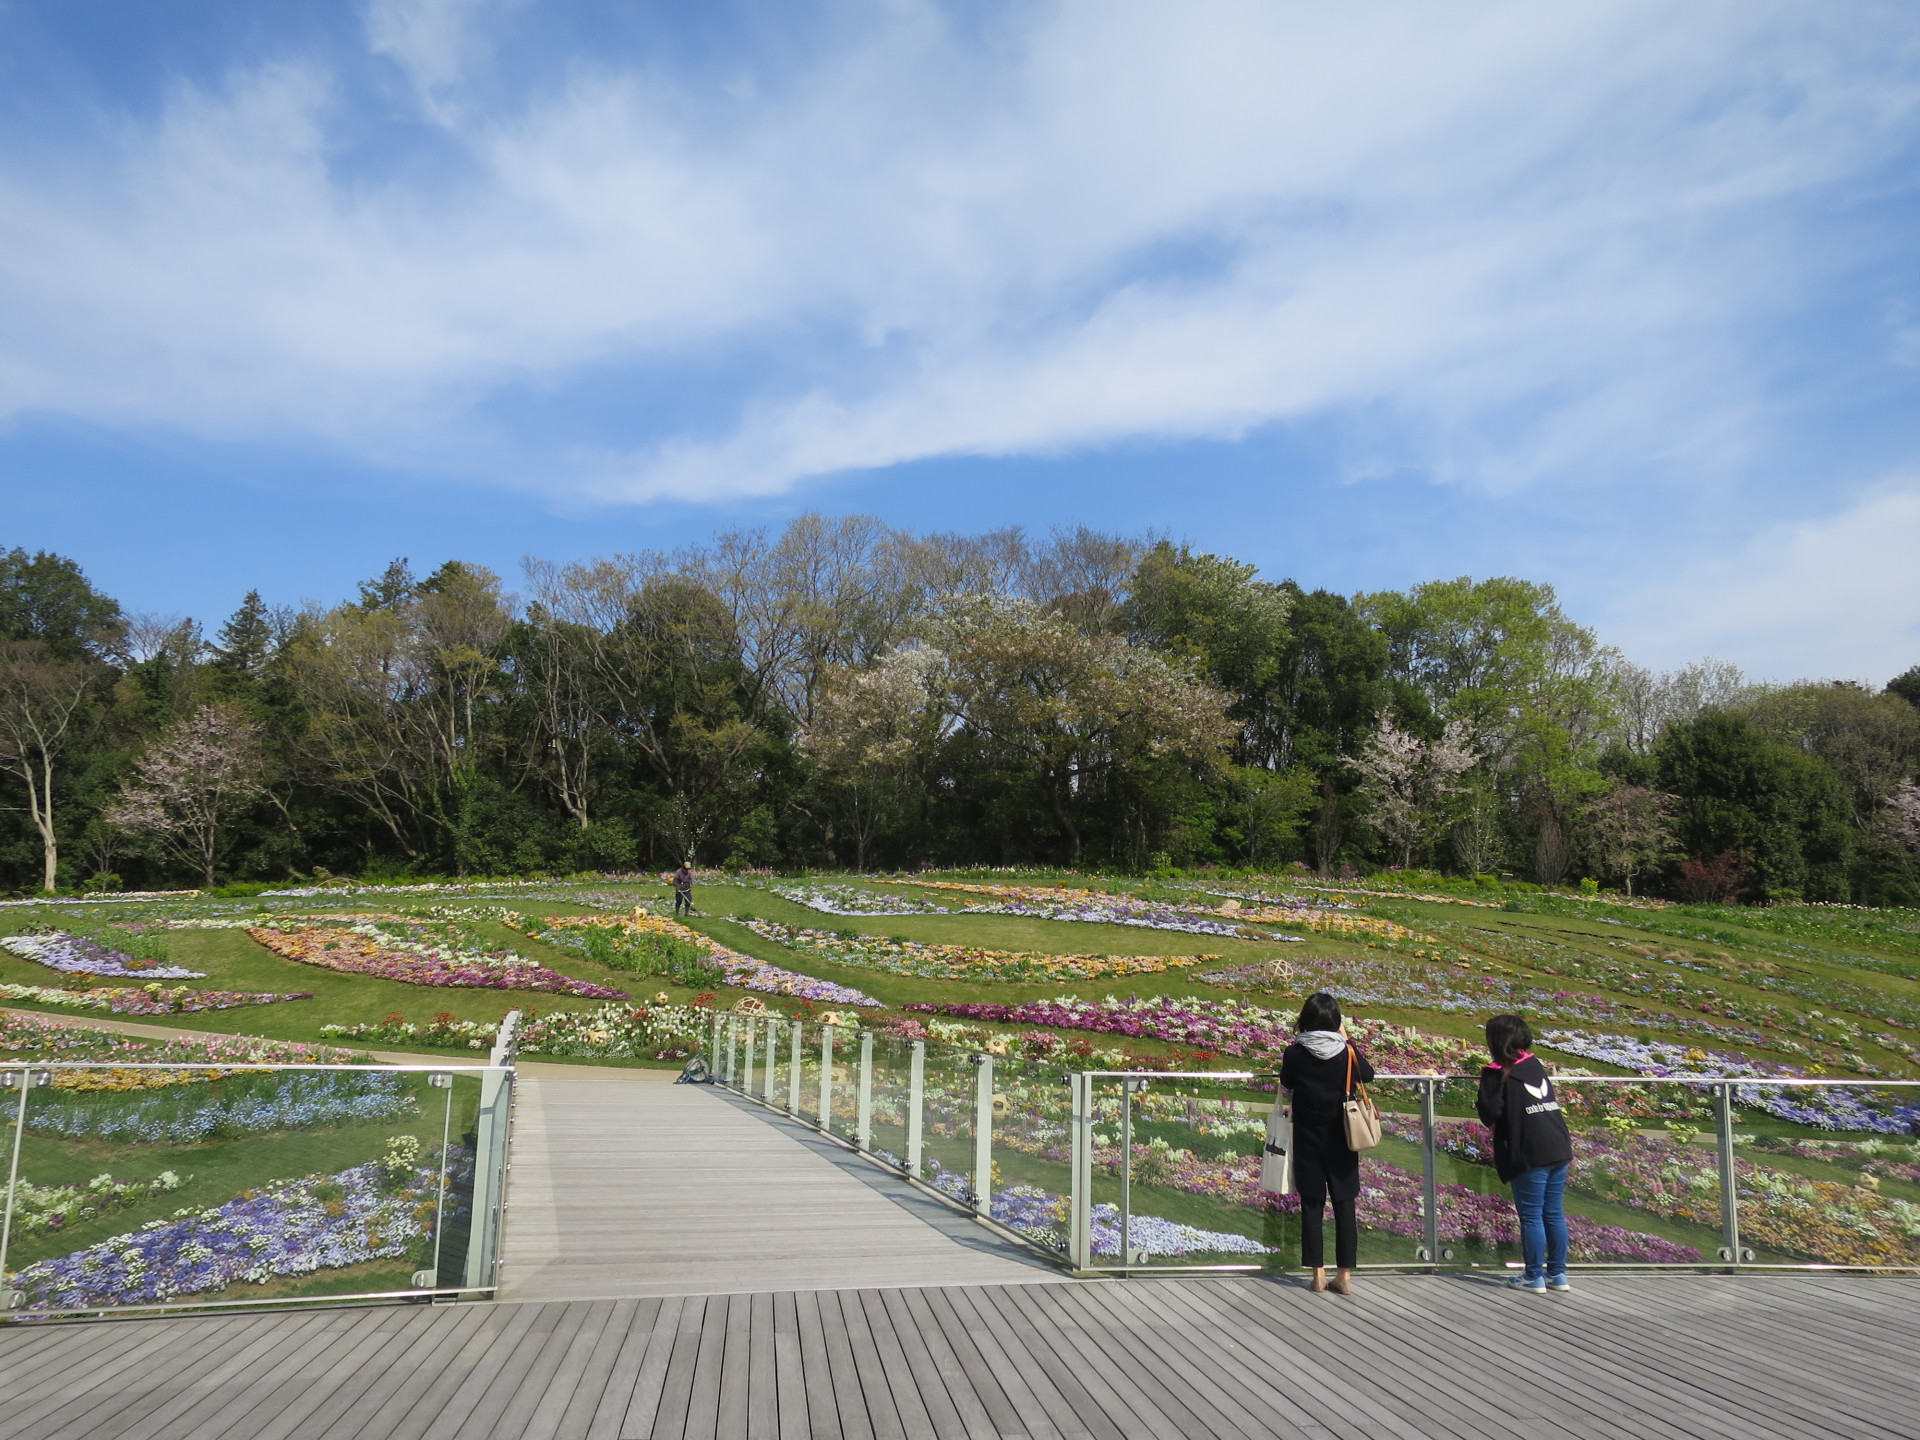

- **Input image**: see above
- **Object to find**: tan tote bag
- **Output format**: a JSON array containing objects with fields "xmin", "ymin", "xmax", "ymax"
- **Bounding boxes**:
[
  {"xmin": 1260, "ymin": 1100, "xmax": 1296, "ymax": 1195},
  {"xmin": 1342, "ymin": 1046, "xmax": 1382, "ymax": 1151}
]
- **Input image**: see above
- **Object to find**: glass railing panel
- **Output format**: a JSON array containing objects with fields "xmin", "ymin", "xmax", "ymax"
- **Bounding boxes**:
[
  {"xmin": 1733, "ymin": 1080, "xmax": 1920, "ymax": 1269},
  {"xmin": 867, "ymin": 1037, "xmax": 911, "ymax": 1169},
  {"xmin": 1104, "ymin": 1074, "xmax": 1281, "ymax": 1271},
  {"xmin": 1, "ymin": 1063, "xmax": 493, "ymax": 1316},
  {"xmin": 919, "ymin": 1048, "xmax": 978, "ymax": 1209},
  {"xmin": 982, "ymin": 1057, "xmax": 1072, "ymax": 1259}
]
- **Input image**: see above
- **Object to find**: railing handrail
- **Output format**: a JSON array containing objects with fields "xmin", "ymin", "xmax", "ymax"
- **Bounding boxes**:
[
  {"xmin": 0, "ymin": 1060, "xmax": 507, "ymax": 1073},
  {"xmin": 1069, "ymin": 1069, "xmax": 1920, "ymax": 1088}
]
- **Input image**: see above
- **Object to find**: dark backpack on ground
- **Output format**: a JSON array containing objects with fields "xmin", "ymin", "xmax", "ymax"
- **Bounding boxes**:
[{"xmin": 676, "ymin": 1056, "xmax": 714, "ymax": 1085}]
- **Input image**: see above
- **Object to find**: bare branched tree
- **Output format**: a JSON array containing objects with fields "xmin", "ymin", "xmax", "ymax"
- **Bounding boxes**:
[{"xmin": 0, "ymin": 641, "xmax": 97, "ymax": 890}]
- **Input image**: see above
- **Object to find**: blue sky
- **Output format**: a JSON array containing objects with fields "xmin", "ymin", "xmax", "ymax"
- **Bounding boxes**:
[{"xmin": 3, "ymin": 0, "xmax": 1919, "ymax": 680}]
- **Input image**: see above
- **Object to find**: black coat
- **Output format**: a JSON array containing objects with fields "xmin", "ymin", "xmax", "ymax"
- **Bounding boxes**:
[
  {"xmin": 1279, "ymin": 1042, "xmax": 1375, "ymax": 1202},
  {"xmin": 1475, "ymin": 1055, "xmax": 1574, "ymax": 1182}
]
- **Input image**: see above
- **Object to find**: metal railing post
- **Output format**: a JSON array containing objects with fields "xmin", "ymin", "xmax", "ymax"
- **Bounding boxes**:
[
  {"xmin": 856, "ymin": 1032, "xmax": 874, "ymax": 1151},
  {"xmin": 973, "ymin": 1053, "xmax": 994, "ymax": 1217},
  {"xmin": 1069, "ymin": 1072, "xmax": 1092, "ymax": 1270},
  {"xmin": 906, "ymin": 1040, "xmax": 926, "ymax": 1177},
  {"xmin": 788, "ymin": 1021, "xmax": 803, "ymax": 1116},
  {"xmin": 1120, "ymin": 1078, "xmax": 1136, "ymax": 1269},
  {"xmin": 725, "ymin": 1018, "xmax": 739, "ymax": 1086},
  {"xmin": 763, "ymin": 1018, "xmax": 779, "ymax": 1105},
  {"xmin": 1420, "ymin": 1079, "xmax": 1441, "ymax": 1266},
  {"xmin": 1, "ymin": 1068, "xmax": 50, "ymax": 1307},
  {"xmin": 710, "ymin": 1014, "xmax": 723, "ymax": 1075},
  {"xmin": 742, "ymin": 1018, "xmax": 756, "ymax": 1094},
  {"xmin": 1716, "ymin": 1081, "xmax": 1747, "ymax": 1265},
  {"xmin": 820, "ymin": 1026, "xmax": 836, "ymax": 1133}
]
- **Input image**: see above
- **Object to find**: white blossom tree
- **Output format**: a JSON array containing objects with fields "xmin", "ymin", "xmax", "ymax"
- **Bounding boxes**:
[
  {"xmin": 1582, "ymin": 782, "xmax": 1678, "ymax": 896},
  {"xmin": 106, "ymin": 704, "xmax": 266, "ymax": 885},
  {"xmin": 1880, "ymin": 780, "xmax": 1920, "ymax": 859},
  {"xmin": 1345, "ymin": 717, "xmax": 1478, "ymax": 868},
  {"xmin": 802, "ymin": 645, "xmax": 950, "ymax": 870}
]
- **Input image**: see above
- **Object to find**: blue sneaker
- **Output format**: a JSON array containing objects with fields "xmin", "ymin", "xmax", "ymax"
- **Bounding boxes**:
[
  {"xmin": 1508, "ymin": 1275, "xmax": 1547, "ymax": 1293},
  {"xmin": 1548, "ymin": 1275, "xmax": 1571, "ymax": 1292}
]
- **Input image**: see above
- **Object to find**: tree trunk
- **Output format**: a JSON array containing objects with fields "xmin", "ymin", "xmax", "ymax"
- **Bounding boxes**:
[
  {"xmin": 32, "ymin": 752, "xmax": 56, "ymax": 892},
  {"xmin": 1048, "ymin": 781, "xmax": 1081, "ymax": 864}
]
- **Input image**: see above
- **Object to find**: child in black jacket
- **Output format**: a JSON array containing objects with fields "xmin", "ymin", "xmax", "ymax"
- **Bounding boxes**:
[{"xmin": 1476, "ymin": 1013, "xmax": 1574, "ymax": 1293}]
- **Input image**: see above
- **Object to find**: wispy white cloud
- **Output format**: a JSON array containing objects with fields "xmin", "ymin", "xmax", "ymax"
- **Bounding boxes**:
[
  {"xmin": 0, "ymin": 0, "xmax": 1913, "ymax": 507},
  {"xmin": 1602, "ymin": 480, "xmax": 1920, "ymax": 684}
]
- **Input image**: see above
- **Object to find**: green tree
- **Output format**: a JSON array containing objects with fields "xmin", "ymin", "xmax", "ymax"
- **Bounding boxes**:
[{"xmin": 1654, "ymin": 711, "xmax": 1853, "ymax": 900}]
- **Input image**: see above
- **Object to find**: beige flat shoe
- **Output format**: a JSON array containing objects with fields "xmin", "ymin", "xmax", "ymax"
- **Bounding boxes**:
[
  {"xmin": 1309, "ymin": 1267, "xmax": 1329, "ymax": 1292},
  {"xmin": 1329, "ymin": 1269, "xmax": 1353, "ymax": 1295}
]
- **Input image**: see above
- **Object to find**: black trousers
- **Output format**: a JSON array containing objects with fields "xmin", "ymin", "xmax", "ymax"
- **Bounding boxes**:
[
  {"xmin": 674, "ymin": 890, "xmax": 693, "ymax": 915},
  {"xmin": 1299, "ymin": 1197, "xmax": 1358, "ymax": 1269}
]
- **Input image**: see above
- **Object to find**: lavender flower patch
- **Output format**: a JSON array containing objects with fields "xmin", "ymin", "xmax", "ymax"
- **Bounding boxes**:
[
  {"xmin": 2, "ymin": 932, "xmax": 204, "ymax": 979},
  {"xmin": 1543, "ymin": 1030, "xmax": 1920, "ymax": 1134},
  {"xmin": 27, "ymin": 1072, "xmax": 418, "ymax": 1145},
  {"xmin": 10, "ymin": 1159, "xmax": 434, "ymax": 1310},
  {"xmin": 771, "ymin": 884, "xmax": 950, "ymax": 916},
  {"xmin": 919, "ymin": 1165, "xmax": 1268, "ymax": 1256}
]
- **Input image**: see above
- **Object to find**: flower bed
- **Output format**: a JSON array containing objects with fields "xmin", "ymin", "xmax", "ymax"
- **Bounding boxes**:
[
  {"xmin": 10, "ymin": 1156, "xmax": 444, "ymax": 1310},
  {"xmin": 772, "ymin": 884, "xmax": 948, "ymax": 916},
  {"xmin": 246, "ymin": 918, "xmax": 624, "ymax": 998},
  {"xmin": 2, "ymin": 932, "xmax": 204, "ymax": 979},
  {"xmin": 1542, "ymin": 1030, "xmax": 1920, "ymax": 1133},
  {"xmin": 9, "ymin": 1169, "xmax": 186, "ymax": 1238},
  {"xmin": 519, "ymin": 909, "xmax": 881, "ymax": 1007},
  {"xmin": 320, "ymin": 1001, "xmax": 714, "ymax": 1062},
  {"xmin": 904, "ymin": 996, "xmax": 1484, "ymax": 1072},
  {"xmin": 0, "ymin": 980, "xmax": 312, "ymax": 1017},
  {"xmin": 26, "ymin": 1071, "xmax": 418, "ymax": 1145},
  {"xmin": 739, "ymin": 918, "xmax": 1218, "ymax": 983},
  {"xmin": 0, "ymin": 1011, "xmax": 362, "ymax": 1069}
]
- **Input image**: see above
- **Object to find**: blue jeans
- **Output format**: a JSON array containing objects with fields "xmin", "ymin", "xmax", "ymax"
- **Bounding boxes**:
[{"xmin": 1510, "ymin": 1162, "xmax": 1569, "ymax": 1283}]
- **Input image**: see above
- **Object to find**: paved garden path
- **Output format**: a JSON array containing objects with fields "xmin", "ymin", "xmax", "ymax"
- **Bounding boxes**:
[{"xmin": 497, "ymin": 1072, "xmax": 1063, "ymax": 1301}]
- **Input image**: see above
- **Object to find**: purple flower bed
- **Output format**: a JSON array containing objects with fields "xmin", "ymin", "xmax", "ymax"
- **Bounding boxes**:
[
  {"xmin": 906, "ymin": 995, "xmax": 1481, "ymax": 1072},
  {"xmin": 2, "ymin": 932, "xmax": 204, "ymax": 979},
  {"xmin": 0, "ymin": 980, "xmax": 312, "ymax": 1016},
  {"xmin": 11, "ymin": 1159, "xmax": 437, "ymax": 1310}
]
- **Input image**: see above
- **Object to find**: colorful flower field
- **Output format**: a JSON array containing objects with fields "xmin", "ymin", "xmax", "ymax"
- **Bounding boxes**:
[
  {"xmin": 771, "ymin": 883, "xmax": 949, "ymax": 916},
  {"xmin": 518, "ymin": 908, "xmax": 881, "ymax": 1007},
  {"xmin": 9, "ymin": 1170, "xmax": 188, "ymax": 1239},
  {"xmin": 738, "ymin": 918, "xmax": 1219, "ymax": 983},
  {"xmin": 0, "ymin": 1010, "xmax": 362, "ymax": 1069},
  {"xmin": 244, "ymin": 917, "xmax": 625, "ymax": 998},
  {"xmin": 9, "ymin": 1152, "xmax": 457, "ymax": 1310},
  {"xmin": 320, "ymin": 1000, "xmax": 714, "ymax": 1061},
  {"xmin": 0, "ymin": 979, "xmax": 314, "ymax": 1017},
  {"xmin": 903, "ymin": 995, "xmax": 1484, "ymax": 1072},
  {"xmin": 2, "ymin": 931, "xmax": 204, "ymax": 979},
  {"xmin": 25, "ymin": 1070, "xmax": 419, "ymax": 1145}
]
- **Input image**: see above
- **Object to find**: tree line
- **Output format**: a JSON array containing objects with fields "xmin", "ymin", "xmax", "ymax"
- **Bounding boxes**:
[{"xmin": 3, "ymin": 520, "xmax": 1918, "ymax": 903}]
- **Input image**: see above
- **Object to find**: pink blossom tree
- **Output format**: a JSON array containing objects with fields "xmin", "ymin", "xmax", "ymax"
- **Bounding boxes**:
[
  {"xmin": 1344, "ymin": 717, "xmax": 1478, "ymax": 868},
  {"xmin": 106, "ymin": 704, "xmax": 266, "ymax": 885}
]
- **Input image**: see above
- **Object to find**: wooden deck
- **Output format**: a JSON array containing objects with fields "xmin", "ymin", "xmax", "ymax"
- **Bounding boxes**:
[
  {"xmin": 3, "ymin": 1272, "xmax": 1913, "ymax": 1438},
  {"xmin": 498, "ymin": 1073, "xmax": 1061, "ymax": 1300}
]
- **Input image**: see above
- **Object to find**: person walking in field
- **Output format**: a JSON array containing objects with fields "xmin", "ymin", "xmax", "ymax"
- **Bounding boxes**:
[
  {"xmin": 1278, "ymin": 991, "xmax": 1374, "ymax": 1294},
  {"xmin": 1477, "ymin": 1013, "xmax": 1575, "ymax": 1293},
  {"xmin": 672, "ymin": 861, "xmax": 695, "ymax": 917}
]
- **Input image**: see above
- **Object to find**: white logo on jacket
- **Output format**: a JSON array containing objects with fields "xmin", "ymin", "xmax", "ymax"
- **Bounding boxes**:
[{"xmin": 1523, "ymin": 1079, "xmax": 1551, "ymax": 1100}]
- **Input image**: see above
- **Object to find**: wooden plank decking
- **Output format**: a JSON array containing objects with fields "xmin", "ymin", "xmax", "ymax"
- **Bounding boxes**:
[
  {"xmin": 498, "ymin": 1072, "xmax": 1061, "ymax": 1300},
  {"xmin": 2, "ymin": 1273, "xmax": 1913, "ymax": 1439}
]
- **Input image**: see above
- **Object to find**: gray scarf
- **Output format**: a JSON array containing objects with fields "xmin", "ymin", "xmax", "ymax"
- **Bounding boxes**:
[{"xmin": 1298, "ymin": 1029, "xmax": 1347, "ymax": 1060}]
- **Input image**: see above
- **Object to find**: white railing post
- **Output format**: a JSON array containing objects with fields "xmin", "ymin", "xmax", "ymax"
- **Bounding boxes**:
[
  {"xmin": 742, "ymin": 1018, "xmax": 756, "ymax": 1094},
  {"xmin": 725, "ymin": 1018, "xmax": 739, "ymax": 1086},
  {"xmin": 906, "ymin": 1041, "xmax": 926, "ymax": 1178},
  {"xmin": 763, "ymin": 1018, "xmax": 779, "ymax": 1105},
  {"xmin": 464, "ymin": 1010, "xmax": 520, "ymax": 1292},
  {"xmin": 820, "ymin": 1026, "xmax": 836, "ymax": 1133},
  {"xmin": 1069, "ymin": 1072, "xmax": 1092, "ymax": 1270},
  {"xmin": 709, "ymin": 1013, "xmax": 723, "ymax": 1074},
  {"xmin": 788, "ymin": 1021, "xmax": 803, "ymax": 1116},
  {"xmin": 856, "ymin": 1032, "xmax": 874, "ymax": 1151},
  {"xmin": 972, "ymin": 1053, "xmax": 994, "ymax": 1217}
]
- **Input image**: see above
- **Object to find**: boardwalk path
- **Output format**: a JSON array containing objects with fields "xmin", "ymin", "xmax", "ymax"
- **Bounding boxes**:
[
  {"xmin": 498, "ymin": 1070, "xmax": 1061, "ymax": 1300},
  {"xmin": 2, "ymin": 1274, "xmax": 1913, "ymax": 1439},
  {"xmin": 5, "ymin": 1064, "xmax": 1917, "ymax": 1437}
]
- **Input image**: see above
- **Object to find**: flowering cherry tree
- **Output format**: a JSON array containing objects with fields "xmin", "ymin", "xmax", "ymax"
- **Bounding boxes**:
[
  {"xmin": 1344, "ymin": 717, "xmax": 1478, "ymax": 867},
  {"xmin": 105, "ymin": 704, "xmax": 265, "ymax": 885}
]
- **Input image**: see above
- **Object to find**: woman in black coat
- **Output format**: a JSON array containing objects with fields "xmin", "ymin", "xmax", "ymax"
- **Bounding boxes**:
[{"xmin": 1278, "ymin": 991, "xmax": 1374, "ymax": 1294}]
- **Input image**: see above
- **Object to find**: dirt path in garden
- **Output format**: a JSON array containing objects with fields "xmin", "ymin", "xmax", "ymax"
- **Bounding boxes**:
[{"xmin": 497, "ymin": 1073, "xmax": 1064, "ymax": 1300}]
